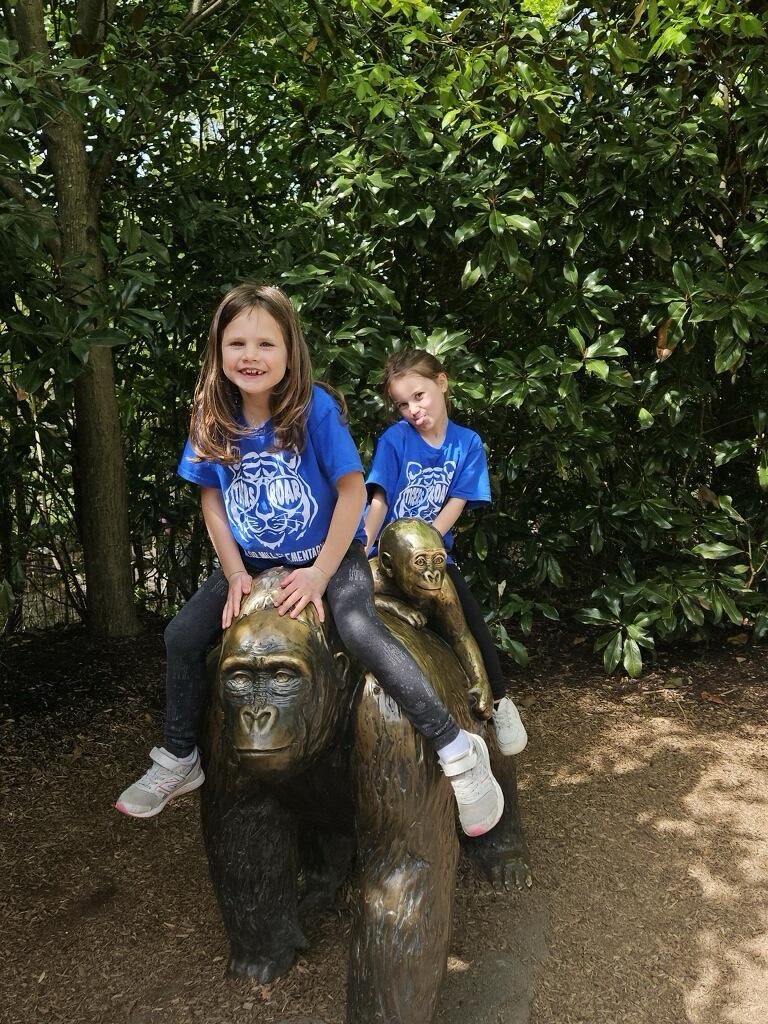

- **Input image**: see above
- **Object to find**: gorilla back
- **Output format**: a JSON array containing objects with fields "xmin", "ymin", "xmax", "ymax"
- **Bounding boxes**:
[{"xmin": 201, "ymin": 567, "xmax": 527, "ymax": 1024}]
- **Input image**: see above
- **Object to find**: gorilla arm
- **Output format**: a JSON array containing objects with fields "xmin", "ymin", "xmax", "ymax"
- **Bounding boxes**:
[
  {"xmin": 369, "ymin": 556, "xmax": 428, "ymax": 630},
  {"xmin": 433, "ymin": 571, "xmax": 493, "ymax": 720}
]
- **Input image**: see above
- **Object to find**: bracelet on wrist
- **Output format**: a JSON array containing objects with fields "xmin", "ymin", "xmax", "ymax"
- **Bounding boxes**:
[{"xmin": 227, "ymin": 569, "xmax": 248, "ymax": 582}]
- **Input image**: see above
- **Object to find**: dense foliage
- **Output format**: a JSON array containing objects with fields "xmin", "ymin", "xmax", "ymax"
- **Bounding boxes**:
[{"xmin": 2, "ymin": 1, "xmax": 767, "ymax": 673}]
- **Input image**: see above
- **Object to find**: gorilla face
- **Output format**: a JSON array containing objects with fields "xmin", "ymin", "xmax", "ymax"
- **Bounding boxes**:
[
  {"xmin": 214, "ymin": 610, "xmax": 347, "ymax": 780},
  {"xmin": 379, "ymin": 519, "xmax": 447, "ymax": 596},
  {"xmin": 399, "ymin": 546, "xmax": 447, "ymax": 595}
]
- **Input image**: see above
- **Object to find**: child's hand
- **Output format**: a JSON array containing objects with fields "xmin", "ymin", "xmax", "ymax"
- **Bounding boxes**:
[
  {"xmin": 222, "ymin": 571, "xmax": 253, "ymax": 630},
  {"xmin": 275, "ymin": 566, "xmax": 329, "ymax": 622}
]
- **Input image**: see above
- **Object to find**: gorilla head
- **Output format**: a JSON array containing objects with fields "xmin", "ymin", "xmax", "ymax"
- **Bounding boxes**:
[
  {"xmin": 378, "ymin": 519, "xmax": 447, "ymax": 597},
  {"xmin": 212, "ymin": 569, "xmax": 350, "ymax": 780}
]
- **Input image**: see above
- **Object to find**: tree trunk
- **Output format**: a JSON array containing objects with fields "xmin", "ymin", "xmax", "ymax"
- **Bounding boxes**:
[
  {"xmin": 17, "ymin": 0, "xmax": 140, "ymax": 636},
  {"xmin": 55, "ymin": 126, "xmax": 140, "ymax": 636}
]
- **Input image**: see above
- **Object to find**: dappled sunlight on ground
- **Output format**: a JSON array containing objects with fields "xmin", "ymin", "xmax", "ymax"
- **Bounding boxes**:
[
  {"xmin": 521, "ymin": 685, "xmax": 768, "ymax": 1024},
  {"xmin": 0, "ymin": 629, "xmax": 765, "ymax": 1024}
]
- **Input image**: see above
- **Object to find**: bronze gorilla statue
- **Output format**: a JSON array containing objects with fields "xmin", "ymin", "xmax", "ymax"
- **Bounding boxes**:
[{"xmin": 201, "ymin": 533, "xmax": 530, "ymax": 1024}]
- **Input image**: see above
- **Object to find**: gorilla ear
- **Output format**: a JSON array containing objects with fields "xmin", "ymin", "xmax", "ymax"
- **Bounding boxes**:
[
  {"xmin": 333, "ymin": 650, "xmax": 351, "ymax": 688},
  {"xmin": 379, "ymin": 550, "xmax": 393, "ymax": 577}
]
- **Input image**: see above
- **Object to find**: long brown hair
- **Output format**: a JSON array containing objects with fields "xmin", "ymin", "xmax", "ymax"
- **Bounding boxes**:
[
  {"xmin": 382, "ymin": 349, "xmax": 451, "ymax": 412},
  {"xmin": 189, "ymin": 284, "xmax": 315, "ymax": 462}
]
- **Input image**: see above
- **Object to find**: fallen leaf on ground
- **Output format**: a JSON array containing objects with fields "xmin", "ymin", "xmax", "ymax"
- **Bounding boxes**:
[{"xmin": 700, "ymin": 691, "xmax": 725, "ymax": 704}]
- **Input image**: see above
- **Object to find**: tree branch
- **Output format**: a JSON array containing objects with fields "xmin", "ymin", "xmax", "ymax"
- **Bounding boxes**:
[{"xmin": 178, "ymin": 0, "xmax": 233, "ymax": 37}]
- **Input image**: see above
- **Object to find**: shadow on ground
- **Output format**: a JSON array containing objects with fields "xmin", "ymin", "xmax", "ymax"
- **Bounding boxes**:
[{"xmin": 0, "ymin": 633, "xmax": 765, "ymax": 1024}]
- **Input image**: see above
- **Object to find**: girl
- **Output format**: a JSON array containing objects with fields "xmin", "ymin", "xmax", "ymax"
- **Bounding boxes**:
[
  {"xmin": 364, "ymin": 349, "xmax": 528, "ymax": 757},
  {"xmin": 116, "ymin": 285, "xmax": 504, "ymax": 837}
]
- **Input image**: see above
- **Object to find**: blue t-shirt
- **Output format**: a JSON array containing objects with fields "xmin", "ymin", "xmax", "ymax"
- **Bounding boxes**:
[
  {"xmin": 178, "ymin": 385, "xmax": 366, "ymax": 568},
  {"xmin": 366, "ymin": 419, "xmax": 491, "ymax": 554}
]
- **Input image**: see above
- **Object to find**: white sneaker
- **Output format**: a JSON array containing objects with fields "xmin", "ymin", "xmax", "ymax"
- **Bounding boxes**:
[
  {"xmin": 115, "ymin": 747, "xmax": 204, "ymax": 819},
  {"xmin": 440, "ymin": 731, "xmax": 504, "ymax": 837},
  {"xmin": 492, "ymin": 697, "xmax": 528, "ymax": 756}
]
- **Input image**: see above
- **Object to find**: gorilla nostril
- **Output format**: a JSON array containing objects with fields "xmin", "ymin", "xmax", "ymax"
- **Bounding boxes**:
[
  {"xmin": 256, "ymin": 706, "xmax": 278, "ymax": 733},
  {"xmin": 239, "ymin": 705, "xmax": 279, "ymax": 735}
]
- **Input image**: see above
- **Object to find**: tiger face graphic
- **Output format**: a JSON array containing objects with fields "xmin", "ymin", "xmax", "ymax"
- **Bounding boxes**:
[
  {"xmin": 225, "ymin": 451, "xmax": 318, "ymax": 549},
  {"xmin": 392, "ymin": 460, "xmax": 457, "ymax": 521}
]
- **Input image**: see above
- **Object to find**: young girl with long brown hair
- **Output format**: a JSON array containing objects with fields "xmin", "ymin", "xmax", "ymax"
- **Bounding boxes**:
[{"xmin": 116, "ymin": 285, "xmax": 504, "ymax": 836}]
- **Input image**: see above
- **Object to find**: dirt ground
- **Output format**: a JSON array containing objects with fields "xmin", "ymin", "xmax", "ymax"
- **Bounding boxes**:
[{"xmin": 0, "ymin": 623, "xmax": 766, "ymax": 1024}]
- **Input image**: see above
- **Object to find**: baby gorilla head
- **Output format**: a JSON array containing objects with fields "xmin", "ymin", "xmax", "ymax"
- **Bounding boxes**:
[
  {"xmin": 213, "ymin": 571, "xmax": 349, "ymax": 780},
  {"xmin": 378, "ymin": 519, "xmax": 447, "ymax": 596}
]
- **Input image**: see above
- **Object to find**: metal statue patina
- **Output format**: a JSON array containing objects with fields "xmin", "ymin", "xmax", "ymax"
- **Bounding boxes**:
[{"xmin": 201, "ymin": 522, "xmax": 530, "ymax": 1024}]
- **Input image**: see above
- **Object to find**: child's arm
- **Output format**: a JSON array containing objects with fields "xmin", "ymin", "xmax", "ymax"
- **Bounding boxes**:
[
  {"xmin": 276, "ymin": 471, "xmax": 367, "ymax": 622},
  {"xmin": 432, "ymin": 497, "xmax": 467, "ymax": 539},
  {"xmin": 200, "ymin": 486, "xmax": 253, "ymax": 629},
  {"xmin": 364, "ymin": 487, "xmax": 389, "ymax": 553}
]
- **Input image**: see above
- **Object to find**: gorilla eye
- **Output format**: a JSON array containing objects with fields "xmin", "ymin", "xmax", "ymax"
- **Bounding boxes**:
[
  {"xmin": 415, "ymin": 555, "xmax": 427, "ymax": 568},
  {"xmin": 273, "ymin": 669, "xmax": 295, "ymax": 685},
  {"xmin": 225, "ymin": 674, "xmax": 252, "ymax": 695}
]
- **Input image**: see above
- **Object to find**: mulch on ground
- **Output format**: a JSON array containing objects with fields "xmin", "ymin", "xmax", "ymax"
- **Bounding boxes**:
[{"xmin": 1, "ymin": 623, "xmax": 766, "ymax": 1024}]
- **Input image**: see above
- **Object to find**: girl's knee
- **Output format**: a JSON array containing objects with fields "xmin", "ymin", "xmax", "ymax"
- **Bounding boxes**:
[
  {"xmin": 335, "ymin": 607, "xmax": 378, "ymax": 657},
  {"xmin": 164, "ymin": 612, "xmax": 201, "ymax": 655}
]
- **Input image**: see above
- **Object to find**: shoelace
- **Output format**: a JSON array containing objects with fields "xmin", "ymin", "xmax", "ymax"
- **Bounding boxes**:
[
  {"xmin": 136, "ymin": 762, "xmax": 184, "ymax": 792},
  {"xmin": 493, "ymin": 702, "xmax": 518, "ymax": 726},
  {"xmin": 450, "ymin": 760, "xmax": 490, "ymax": 803}
]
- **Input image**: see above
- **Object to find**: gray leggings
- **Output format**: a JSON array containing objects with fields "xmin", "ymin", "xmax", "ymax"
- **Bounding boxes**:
[{"xmin": 163, "ymin": 543, "xmax": 460, "ymax": 757}]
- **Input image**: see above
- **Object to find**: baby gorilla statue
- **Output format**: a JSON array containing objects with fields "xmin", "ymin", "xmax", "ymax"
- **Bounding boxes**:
[
  {"xmin": 370, "ymin": 518, "xmax": 494, "ymax": 719},
  {"xmin": 201, "ymin": 548, "xmax": 530, "ymax": 1024}
]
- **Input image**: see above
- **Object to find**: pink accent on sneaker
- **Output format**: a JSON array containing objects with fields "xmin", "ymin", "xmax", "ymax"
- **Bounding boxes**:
[{"xmin": 465, "ymin": 825, "xmax": 487, "ymax": 837}]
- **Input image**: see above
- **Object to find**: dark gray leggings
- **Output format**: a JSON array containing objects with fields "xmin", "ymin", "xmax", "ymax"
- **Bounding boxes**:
[
  {"xmin": 446, "ymin": 564, "xmax": 507, "ymax": 701},
  {"xmin": 163, "ymin": 543, "xmax": 460, "ymax": 757}
]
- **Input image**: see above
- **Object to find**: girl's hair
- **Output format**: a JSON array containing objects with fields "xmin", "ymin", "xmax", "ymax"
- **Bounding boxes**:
[
  {"xmin": 189, "ymin": 283, "xmax": 315, "ymax": 462},
  {"xmin": 382, "ymin": 349, "xmax": 450, "ymax": 410}
]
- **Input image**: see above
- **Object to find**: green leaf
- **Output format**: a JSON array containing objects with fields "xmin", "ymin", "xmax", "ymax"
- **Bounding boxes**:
[
  {"xmin": 461, "ymin": 261, "xmax": 482, "ymax": 289},
  {"xmin": 577, "ymin": 606, "xmax": 615, "ymax": 626},
  {"xmin": 672, "ymin": 261, "xmax": 694, "ymax": 294},
  {"xmin": 489, "ymin": 210, "xmax": 505, "ymax": 236},
  {"xmin": 691, "ymin": 543, "xmax": 743, "ymax": 560},
  {"xmin": 585, "ymin": 359, "xmax": 609, "ymax": 379},
  {"xmin": 590, "ymin": 520, "xmax": 603, "ymax": 554},
  {"xmin": 506, "ymin": 215, "xmax": 541, "ymax": 245},
  {"xmin": 85, "ymin": 329, "xmax": 133, "ymax": 347},
  {"xmin": 618, "ymin": 554, "xmax": 635, "ymax": 584},
  {"xmin": 623, "ymin": 637, "xmax": 642, "ymax": 678},
  {"xmin": 497, "ymin": 624, "xmax": 529, "ymax": 666},
  {"xmin": 603, "ymin": 630, "xmax": 623, "ymax": 673}
]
